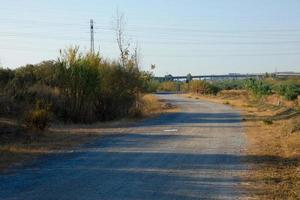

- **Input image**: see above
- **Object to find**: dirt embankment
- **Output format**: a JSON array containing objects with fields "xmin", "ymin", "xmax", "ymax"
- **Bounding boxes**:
[{"xmin": 184, "ymin": 91, "xmax": 300, "ymax": 199}]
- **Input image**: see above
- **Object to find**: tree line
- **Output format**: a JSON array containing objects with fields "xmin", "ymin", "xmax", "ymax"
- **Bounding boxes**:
[{"xmin": 156, "ymin": 78, "xmax": 300, "ymax": 100}]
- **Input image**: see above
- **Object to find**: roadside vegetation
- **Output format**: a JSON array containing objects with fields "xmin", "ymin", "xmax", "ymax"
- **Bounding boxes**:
[
  {"xmin": 164, "ymin": 76, "xmax": 300, "ymax": 199},
  {"xmin": 0, "ymin": 48, "xmax": 165, "ymax": 170},
  {"xmin": 0, "ymin": 48, "xmax": 155, "ymax": 122},
  {"xmin": 0, "ymin": 11, "xmax": 174, "ymax": 170},
  {"xmin": 155, "ymin": 76, "xmax": 300, "ymax": 101}
]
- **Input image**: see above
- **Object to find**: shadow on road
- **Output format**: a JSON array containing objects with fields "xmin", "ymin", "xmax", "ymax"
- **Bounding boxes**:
[
  {"xmin": 135, "ymin": 112, "xmax": 242, "ymax": 127},
  {"xmin": 1, "ymin": 144, "xmax": 298, "ymax": 199}
]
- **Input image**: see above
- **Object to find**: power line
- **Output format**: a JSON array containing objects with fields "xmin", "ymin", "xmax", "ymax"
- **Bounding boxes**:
[
  {"xmin": 144, "ymin": 52, "xmax": 300, "ymax": 58},
  {"xmin": 1, "ymin": 45, "xmax": 300, "ymax": 57},
  {"xmin": 1, "ymin": 32, "xmax": 300, "ymax": 46},
  {"xmin": 2, "ymin": 17, "xmax": 300, "ymax": 34}
]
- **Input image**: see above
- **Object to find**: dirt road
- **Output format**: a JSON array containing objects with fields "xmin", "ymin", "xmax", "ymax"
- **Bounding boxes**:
[{"xmin": 0, "ymin": 94, "xmax": 248, "ymax": 200}]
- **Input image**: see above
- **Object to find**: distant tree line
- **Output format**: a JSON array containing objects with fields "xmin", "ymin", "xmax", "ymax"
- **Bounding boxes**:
[{"xmin": 154, "ymin": 75, "xmax": 300, "ymax": 100}]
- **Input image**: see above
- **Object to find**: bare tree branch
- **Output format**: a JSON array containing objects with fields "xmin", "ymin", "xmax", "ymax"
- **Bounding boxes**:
[{"xmin": 113, "ymin": 10, "xmax": 130, "ymax": 67}]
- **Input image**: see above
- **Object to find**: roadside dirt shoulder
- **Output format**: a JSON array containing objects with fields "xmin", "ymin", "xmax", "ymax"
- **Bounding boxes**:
[{"xmin": 182, "ymin": 92, "xmax": 300, "ymax": 199}]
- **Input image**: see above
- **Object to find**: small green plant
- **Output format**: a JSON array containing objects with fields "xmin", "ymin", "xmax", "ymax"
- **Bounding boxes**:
[
  {"xmin": 263, "ymin": 119, "xmax": 273, "ymax": 125},
  {"xmin": 23, "ymin": 101, "xmax": 52, "ymax": 131}
]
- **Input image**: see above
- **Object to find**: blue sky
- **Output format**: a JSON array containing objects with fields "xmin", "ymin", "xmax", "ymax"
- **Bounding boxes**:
[{"xmin": 0, "ymin": 0, "xmax": 300, "ymax": 76}]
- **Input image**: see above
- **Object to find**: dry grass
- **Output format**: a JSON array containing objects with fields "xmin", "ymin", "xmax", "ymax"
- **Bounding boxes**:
[
  {"xmin": 245, "ymin": 117, "xmax": 300, "ymax": 199},
  {"xmin": 141, "ymin": 94, "xmax": 179, "ymax": 116},
  {"xmin": 140, "ymin": 94, "xmax": 163, "ymax": 116},
  {"xmin": 0, "ymin": 94, "xmax": 173, "ymax": 171},
  {"xmin": 183, "ymin": 91, "xmax": 300, "ymax": 199}
]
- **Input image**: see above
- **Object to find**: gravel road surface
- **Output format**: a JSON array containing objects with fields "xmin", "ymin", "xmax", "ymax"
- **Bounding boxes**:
[{"xmin": 0, "ymin": 94, "xmax": 248, "ymax": 200}]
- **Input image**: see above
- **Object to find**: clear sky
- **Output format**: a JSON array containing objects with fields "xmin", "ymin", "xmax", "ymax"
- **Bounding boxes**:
[{"xmin": 0, "ymin": 0, "xmax": 300, "ymax": 76}]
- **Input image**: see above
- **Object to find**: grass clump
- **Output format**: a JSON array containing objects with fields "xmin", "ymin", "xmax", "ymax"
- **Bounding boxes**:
[{"xmin": 263, "ymin": 119, "xmax": 274, "ymax": 125}]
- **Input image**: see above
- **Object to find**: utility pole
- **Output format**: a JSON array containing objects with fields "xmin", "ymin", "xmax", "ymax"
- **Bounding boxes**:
[{"xmin": 90, "ymin": 19, "xmax": 95, "ymax": 54}]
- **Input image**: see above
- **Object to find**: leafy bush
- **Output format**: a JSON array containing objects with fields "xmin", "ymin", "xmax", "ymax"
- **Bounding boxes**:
[
  {"xmin": 284, "ymin": 86, "xmax": 299, "ymax": 100},
  {"xmin": 189, "ymin": 80, "xmax": 220, "ymax": 95},
  {"xmin": 244, "ymin": 79, "xmax": 272, "ymax": 98},
  {"xmin": 141, "ymin": 73, "xmax": 159, "ymax": 93},
  {"xmin": 213, "ymin": 80, "xmax": 245, "ymax": 90},
  {"xmin": 97, "ymin": 61, "xmax": 142, "ymax": 121},
  {"xmin": 158, "ymin": 81, "xmax": 181, "ymax": 91},
  {"xmin": 0, "ymin": 68, "xmax": 14, "ymax": 89},
  {"xmin": 273, "ymin": 84, "xmax": 299, "ymax": 101},
  {"xmin": 23, "ymin": 101, "xmax": 52, "ymax": 131},
  {"xmin": 55, "ymin": 47, "xmax": 147, "ymax": 122}
]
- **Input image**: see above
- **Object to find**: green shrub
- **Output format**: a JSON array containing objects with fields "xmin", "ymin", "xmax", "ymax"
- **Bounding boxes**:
[
  {"xmin": 278, "ymin": 84, "xmax": 300, "ymax": 101},
  {"xmin": 158, "ymin": 81, "xmax": 182, "ymax": 91},
  {"xmin": 284, "ymin": 86, "xmax": 299, "ymax": 100},
  {"xmin": 213, "ymin": 80, "xmax": 245, "ymax": 90},
  {"xmin": 275, "ymin": 84, "xmax": 287, "ymax": 96},
  {"xmin": 244, "ymin": 79, "xmax": 272, "ymax": 98},
  {"xmin": 208, "ymin": 84, "xmax": 221, "ymax": 95},
  {"xmin": 273, "ymin": 84, "xmax": 299, "ymax": 101},
  {"xmin": 0, "ymin": 68, "xmax": 14, "ymax": 89},
  {"xmin": 53, "ymin": 47, "xmax": 145, "ymax": 122},
  {"xmin": 24, "ymin": 101, "xmax": 52, "ymax": 131},
  {"xmin": 145, "ymin": 80, "xmax": 160, "ymax": 93},
  {"xmin": 140, "ymin": 72, "xmax": 159, "ymax": 93},
  {"xmin": 189, "ymin": 80, "xmax": 220, "ymax": 95}
]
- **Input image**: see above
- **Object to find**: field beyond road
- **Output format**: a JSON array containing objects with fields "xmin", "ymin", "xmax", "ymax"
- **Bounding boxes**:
[{"xmin": 0, "ymin": 93, "xmax": 249, "ymax": 200}]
